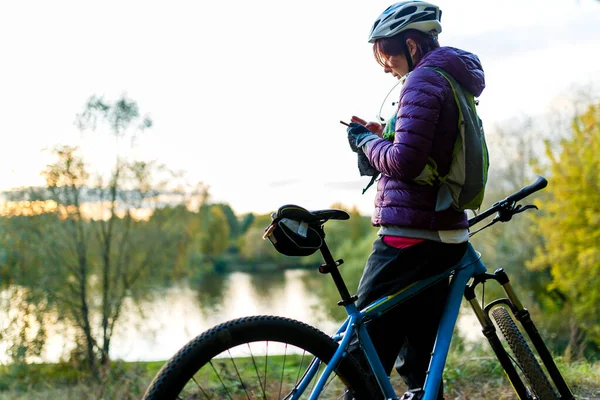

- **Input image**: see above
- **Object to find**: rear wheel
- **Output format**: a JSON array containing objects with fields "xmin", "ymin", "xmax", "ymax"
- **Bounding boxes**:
[
  {"xmin": 142, "ymin": 315, "xmax": 378, "ymax": 399},
  {"xmin": 491, "ymin": 307, "xmax": 558, "ymax": 400}
]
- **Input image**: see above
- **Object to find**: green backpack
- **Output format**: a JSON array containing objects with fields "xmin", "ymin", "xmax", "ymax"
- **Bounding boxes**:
[{"xmin": 382, "ymin": 67, "xmax": 489, "ymax": 211}]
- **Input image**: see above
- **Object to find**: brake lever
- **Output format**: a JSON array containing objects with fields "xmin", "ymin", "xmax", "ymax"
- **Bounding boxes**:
[
  {"xmin": 469, "ymin": 204, "xmax": 539, "ymax": 237},
  {"xmin": 496, "ymin": 201, "xmax": 516, "ymax": 222},
  {"xmin": 513, "ymin": 204, "xmax": 538, "ymax": 215}
]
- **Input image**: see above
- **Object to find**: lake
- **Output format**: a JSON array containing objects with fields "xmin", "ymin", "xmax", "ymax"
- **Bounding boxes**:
[{"xmin": 2, "ymin": 269, "xmax": 483, "ymax": 363}]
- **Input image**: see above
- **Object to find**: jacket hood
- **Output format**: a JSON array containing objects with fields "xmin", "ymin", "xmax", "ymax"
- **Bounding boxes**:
[{"xmin": 416, "ymin": 46, "xmax": 485, "ymax": 97}]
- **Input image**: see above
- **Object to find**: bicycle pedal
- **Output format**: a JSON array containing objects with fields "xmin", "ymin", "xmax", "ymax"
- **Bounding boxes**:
[{"xmin": 400, "ymin": 388, "xmax": 424, "ymax": 400}]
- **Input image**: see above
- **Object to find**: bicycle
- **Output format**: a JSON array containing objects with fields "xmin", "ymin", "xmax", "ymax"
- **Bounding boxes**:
[{"xmin": 143, "ymin": 175, "xmax": 574, "ymax": 400}]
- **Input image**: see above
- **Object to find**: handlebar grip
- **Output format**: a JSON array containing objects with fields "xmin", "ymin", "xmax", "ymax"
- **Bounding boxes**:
[{"xmin": 505, "ymin": 175, "xmax": 548, "ymax": 204}]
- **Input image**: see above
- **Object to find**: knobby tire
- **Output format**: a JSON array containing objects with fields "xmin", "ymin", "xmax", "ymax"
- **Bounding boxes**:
[{"xmin": 491, "ymin": 307, "xmax": 558, "ymax": 400}]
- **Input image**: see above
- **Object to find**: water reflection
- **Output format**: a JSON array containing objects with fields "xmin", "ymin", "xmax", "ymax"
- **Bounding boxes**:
[
  {"xmin": 249, "ymin": 270, "xmax": 287, "ymax": 303},
  {"xmin": 193, "ymin": 272, "xmax": 228, "ymax": 318},
  {"xmin": 110, "ymin": 270, "xmax": 482, "ymax": 362},
  {"xmin": 2, "ymin": 270, "xmax": 484, "ymax": 363},
  {"xmin": 109, "ymin": 269, "xmax": 339, "ymax": 362}
]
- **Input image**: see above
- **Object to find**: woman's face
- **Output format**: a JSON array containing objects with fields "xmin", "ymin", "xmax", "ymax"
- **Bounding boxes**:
[
  {"xmin": 382, "ymin": 54, "xmax": 410, "ymax": 79},
  {"xmin": 377, "ymin": 38, "xmax": 417, "ymax": 79}
]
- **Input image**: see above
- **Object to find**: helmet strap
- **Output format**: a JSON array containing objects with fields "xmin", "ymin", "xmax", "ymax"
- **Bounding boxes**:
[{"xmin": 401, "ymin": 37, "xmax": 414, "ymax": 72}]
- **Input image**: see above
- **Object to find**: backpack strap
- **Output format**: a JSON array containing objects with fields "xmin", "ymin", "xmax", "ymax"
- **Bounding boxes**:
[{"xmin": 423, "ymin": 66, "xmax": 489, "ymax": 211}]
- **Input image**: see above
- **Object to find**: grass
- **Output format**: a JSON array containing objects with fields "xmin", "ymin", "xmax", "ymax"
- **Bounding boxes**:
[
  {"xmin": 0, "ymin": 361, "xmax": 164, "ymax": 400},
  {"xmin": 0, "ymin": 353, "xmax": 599, "ymax": 399},
  {"xmin": 439, "ymin": 350, "xmax": 600, "ymax": 399}
]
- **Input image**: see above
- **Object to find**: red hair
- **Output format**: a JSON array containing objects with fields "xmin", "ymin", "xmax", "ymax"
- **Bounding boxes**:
[{"xmin": 373, "ymin": 29, "xmax": 440, "ymax": 67}]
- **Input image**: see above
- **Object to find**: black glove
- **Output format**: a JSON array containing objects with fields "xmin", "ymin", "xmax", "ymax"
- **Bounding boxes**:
[
  {"xmin": 357, "ymin": 152, "xmax": 380, "ymax": 195},
  {"xmin": 357, "ymin": 151, "xmax": 378, "ymax": 177},
  {"xmin": 347, "ymin": 122, "xmax": 378, "ymax": 153}
]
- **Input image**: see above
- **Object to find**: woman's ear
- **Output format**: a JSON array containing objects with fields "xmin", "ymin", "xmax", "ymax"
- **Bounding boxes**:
[{"xmin": 406, "ymin": 38, "xmax": 418, "ymax": 59}]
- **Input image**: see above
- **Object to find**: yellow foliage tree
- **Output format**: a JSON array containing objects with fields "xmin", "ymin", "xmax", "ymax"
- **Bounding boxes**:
[{"xmin": 528, "ymin": 103, "xmax": 600, "ymax": 358}]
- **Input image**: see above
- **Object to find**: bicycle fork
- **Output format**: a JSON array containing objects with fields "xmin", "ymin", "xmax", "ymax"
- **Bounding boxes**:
[{"xmin": 465, "ymin": 269, "xmax": 575, "ymax": 400}]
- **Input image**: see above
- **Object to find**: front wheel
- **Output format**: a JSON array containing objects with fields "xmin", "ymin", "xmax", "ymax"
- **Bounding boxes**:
[
  {"xmin": 491, "ymin": 307, "xmax": 558, "ymax": 400},
  {"xmin": 142, "ymin": 315, "xmax": 378, "ymax": 399}
]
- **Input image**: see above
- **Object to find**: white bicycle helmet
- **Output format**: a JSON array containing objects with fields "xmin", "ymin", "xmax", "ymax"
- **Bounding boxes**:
[{"xmin": 368, "ymin": 1, "xmax": 442, "ymax": 43}]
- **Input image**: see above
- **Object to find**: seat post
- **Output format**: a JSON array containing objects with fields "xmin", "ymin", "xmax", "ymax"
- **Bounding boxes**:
[{"xmin": 319, "ymin": 241, "xmax": 357, "ymax": 306}]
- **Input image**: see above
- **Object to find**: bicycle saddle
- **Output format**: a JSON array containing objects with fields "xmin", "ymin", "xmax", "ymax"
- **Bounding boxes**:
[{"xmin": 273, "ymin": 204, "xmax": 350, "ymax": 224}]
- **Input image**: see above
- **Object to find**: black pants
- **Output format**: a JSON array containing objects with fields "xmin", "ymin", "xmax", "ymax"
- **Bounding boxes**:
[{"xmin": 351, "ymin": 237, "xmax": 468, "ymax": 399}]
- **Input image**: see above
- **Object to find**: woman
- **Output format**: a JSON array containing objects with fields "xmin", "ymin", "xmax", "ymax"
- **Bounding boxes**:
[{"xmin": 345, "ymin": 2, "xmax": 485, "ymax": 399}]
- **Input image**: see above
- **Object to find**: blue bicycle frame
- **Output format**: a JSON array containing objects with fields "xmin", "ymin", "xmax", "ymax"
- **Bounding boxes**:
[
  {"xmin": 297, "ymin": 236, "xmax": 573, "ymax": 400},
  {"xmin": 295, "ymin": 243, "xmax": 485, "ymax": 400}
]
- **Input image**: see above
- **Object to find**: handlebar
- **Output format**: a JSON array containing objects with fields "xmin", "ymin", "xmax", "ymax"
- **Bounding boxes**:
[{"xmin": 468, "ymin": 175, "xmax": 548, "ymax": 228}]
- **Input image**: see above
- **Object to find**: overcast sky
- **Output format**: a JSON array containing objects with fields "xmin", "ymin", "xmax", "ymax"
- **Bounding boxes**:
[{"xmin": 1, "ymin": 0, "xmax": 599, "ymax": 215}]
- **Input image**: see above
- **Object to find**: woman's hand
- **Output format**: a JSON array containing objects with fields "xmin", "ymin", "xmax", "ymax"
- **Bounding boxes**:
[
  {"xmin": 347, "ymin": 123, "xmax": 379, "ymax": 153},
  {"xmin": 351, "ymin": 116, "xmax": 385, "ymax": 137}
]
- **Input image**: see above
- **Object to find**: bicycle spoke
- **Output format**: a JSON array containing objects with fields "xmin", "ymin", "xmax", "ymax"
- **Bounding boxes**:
[
  {"xmin": 190, "ymin": 375, "xmax": 211, "ymax": 400},
  {"xmin": 247, "ymin": 343, "xmax": 267, "ymax": 399},
  {"xmin": 278, "ymin": 343, "xmax": 288, "ymax": 399},
  {"xmin": 209, "ymin": 359, "xmax": 234, "ymax": 400},
  {"xmin": 295, "ymin": 352, "xmax": 307, "ymax": 385},
  {"xmin": 309, "ymin": 359, "xmax": 324, "ymax": 394},
  {"xmin": 322, "ymin": 370, "xmax": 339, "ymax": 394},
  {"xmin": 264, "ymin": 341, "xmax": 269, "ymax": 398},
  {"xmin": 226, "ymin": 349, "xmax": 252, "ymax": 400}
]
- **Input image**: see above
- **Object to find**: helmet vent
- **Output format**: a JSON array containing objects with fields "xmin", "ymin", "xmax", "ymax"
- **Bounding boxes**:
[
  {"xmin": 410, "ymin": 11, "xmax": 434, "ymax": 22},
  {"xmin": 389, "ymin": 19, "xmax": 408, "ymax": 31},
  {"xmin": 394, "ymin": 5, "xmax": 417, "ymax": 19},
  {"xmin": 381, "ymin": 13, "xmax": 395, "ymax": 23}
]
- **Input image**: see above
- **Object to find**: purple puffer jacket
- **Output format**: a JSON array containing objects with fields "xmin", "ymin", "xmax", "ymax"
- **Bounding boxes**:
[{"xmin": 365, "ymin": 46, "xmax": 485, "ymax": 230}]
